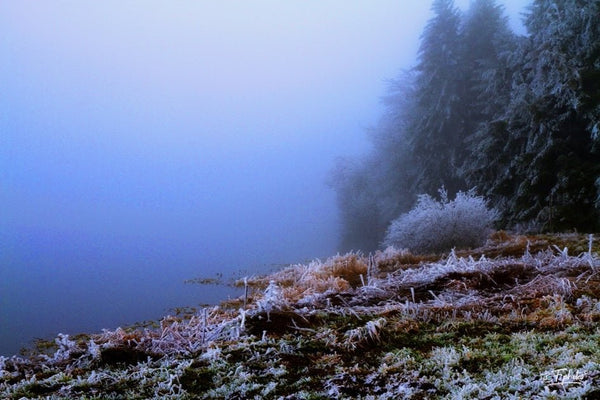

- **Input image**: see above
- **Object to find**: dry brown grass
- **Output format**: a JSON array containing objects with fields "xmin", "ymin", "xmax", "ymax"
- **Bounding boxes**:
[{"xmin": 240, "ymin": 252, "xmax": 368, "ymax": 304}]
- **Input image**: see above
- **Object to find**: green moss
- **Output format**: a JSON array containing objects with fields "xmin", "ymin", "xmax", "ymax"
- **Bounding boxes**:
[{"xmin": 179, "ymin": 365, "xmax": 216, "ymax": 394}]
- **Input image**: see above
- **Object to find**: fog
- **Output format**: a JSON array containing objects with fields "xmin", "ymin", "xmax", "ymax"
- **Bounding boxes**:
[{"xmin": 0, "ymin": 1, "xmax": 528, "ymax": 355}]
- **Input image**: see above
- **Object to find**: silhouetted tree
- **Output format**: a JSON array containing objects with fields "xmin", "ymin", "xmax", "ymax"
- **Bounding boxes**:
[
  {"xmin": 328, "ymin": 72, "xmax": 418, "ymax": 252},
  {"xmin": 328, "ymin": 157, "xmax": 386, "ymax": 252},
  {"xmin": 493, "ymin": 0, "xmax": 600, "ymax": 231},
  {"xmin": 407, "ymin": 0, "xmax": 465, "ymax": 196},
  {"xmin": 459, "ymin": 0, "xmax": 521, "ymax": 213}
]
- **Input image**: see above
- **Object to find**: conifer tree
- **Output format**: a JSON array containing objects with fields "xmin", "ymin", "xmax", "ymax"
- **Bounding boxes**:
[
  {"xmin": 329, "ymin": 72, "xmax": 417, "ymax": 252},
  {"xmin": 497, "ymin": 0, "xmax": 600, "ymax": 231},
  {"xmin": 459, "ymin": 0, "xmax": 521, "ymax": 212},
  {"xmin": 459, "ymin": 0, "xmax": 513, "ymax": 135},
  {"xmin": 408, "ymin": 0, "xmax": 465, "ymax": 196},
  {"xmin": 328, "ymin": 158, "xmax": 386, "ymax": 251}
]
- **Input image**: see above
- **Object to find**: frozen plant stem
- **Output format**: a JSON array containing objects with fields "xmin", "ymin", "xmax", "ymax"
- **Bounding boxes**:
[
  {"xmin": 368, "ymin": 254, "xmax": 375, "ymax": 286},
  {"xmin": 202, "ymin": 308, "xmax": 208, "ymax": 345},
  {"xmin": 243, "ymin": 277, "xmax": 248, "ymax": 309}
]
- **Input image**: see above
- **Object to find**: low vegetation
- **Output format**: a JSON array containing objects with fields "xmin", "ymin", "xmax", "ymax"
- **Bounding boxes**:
[
  {"xmin": 382, "ymin": 187, "xmax": 497, "ymax": 253},
  {"xmin": 2, "ymin": 232, "xmax": 600, "ymax": 399}
]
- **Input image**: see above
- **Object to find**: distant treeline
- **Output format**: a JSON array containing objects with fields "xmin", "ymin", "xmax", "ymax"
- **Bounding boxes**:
[{"xmin": 329, "ymin": 0, "xmax": 600, "ymax": 252}]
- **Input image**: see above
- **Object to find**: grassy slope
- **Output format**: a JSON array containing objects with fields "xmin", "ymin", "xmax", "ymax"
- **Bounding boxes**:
[{"xmin": 1, "ymin": 232, "xmax": 600, "ymax": 399}]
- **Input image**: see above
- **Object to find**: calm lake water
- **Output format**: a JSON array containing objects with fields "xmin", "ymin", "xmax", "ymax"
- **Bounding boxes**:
[
  {"xmin": 0, "ymin": 155, "xmax": 340, "ymax": 357},
  {"xmin": 0, "ymin": 228, "xmax": 296, "ymax": 356}
]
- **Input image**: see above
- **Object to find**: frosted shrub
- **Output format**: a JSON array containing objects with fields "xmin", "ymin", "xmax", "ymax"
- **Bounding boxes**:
[
  {"xmin": 257, "ymin": 281, "xmax": 287, "ymax": 320},
  {"xmin": 383, "ymin": 188, "xmax": 497, "ymax": 254}
]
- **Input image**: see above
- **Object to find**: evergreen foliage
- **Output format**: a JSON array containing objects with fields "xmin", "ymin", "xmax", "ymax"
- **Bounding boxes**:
[
  {"xmin": 329, "ymin": 72, "xmax": 418, "ymax": 251},
  {"xmin": 460, "ymin": 0, "xmax": 519, "ymax": 198},
  {"xmin": 328, "ymin": 158, "xmax": 387, "ymax": 251},
  {"xmin": 408, "ymin": 0, "xmax": 465, "ymax": 196},
  {"xmin": 330, "ymin": 0, "xmax": 600, "ymax": 252},
  {"xmin": 506, "ymin": 0, "xmax": 600, "ymax": 231}
]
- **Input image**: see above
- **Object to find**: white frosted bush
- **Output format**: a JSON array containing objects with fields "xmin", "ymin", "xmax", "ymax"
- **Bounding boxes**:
[
  {"xmin": 382, "ymin": 188, "xmax": 497, "ymax": 254},
  {"xmin": 257, "ymin": 280, "xmax": 287, "ymax": 320}
]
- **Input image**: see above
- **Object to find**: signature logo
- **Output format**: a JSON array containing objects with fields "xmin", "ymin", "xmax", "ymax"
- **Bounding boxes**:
[{"xmin": 541, "ymin": 368, "xmax": 586, "ymax": 389}]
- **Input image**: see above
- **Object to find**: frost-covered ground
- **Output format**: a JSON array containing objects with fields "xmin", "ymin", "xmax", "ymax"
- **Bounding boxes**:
[{"xmin": 2, "ymin": 232, "xmax": 600, "ymax": 399}]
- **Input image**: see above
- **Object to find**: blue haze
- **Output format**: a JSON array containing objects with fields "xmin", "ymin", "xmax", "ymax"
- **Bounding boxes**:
[{"xmin": 0, "ymin": 1, "xmax": 527, "ymax": 355}]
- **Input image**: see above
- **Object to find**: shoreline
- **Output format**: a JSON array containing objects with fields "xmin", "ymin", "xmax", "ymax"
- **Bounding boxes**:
[{"xmin": 2, "ymin": 232, "xmax": 600, "ymax": 398}]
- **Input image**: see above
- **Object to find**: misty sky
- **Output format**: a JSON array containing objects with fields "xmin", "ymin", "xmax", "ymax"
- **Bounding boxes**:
[{"xmin": 0, "ymin": 1, "xmax": 529, "ymax": 354}]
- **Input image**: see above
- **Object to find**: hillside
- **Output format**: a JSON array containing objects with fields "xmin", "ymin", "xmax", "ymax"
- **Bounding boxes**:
[{"xmin": 2, "ymin": 232, "xmax": 600, "ymax": 399}]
